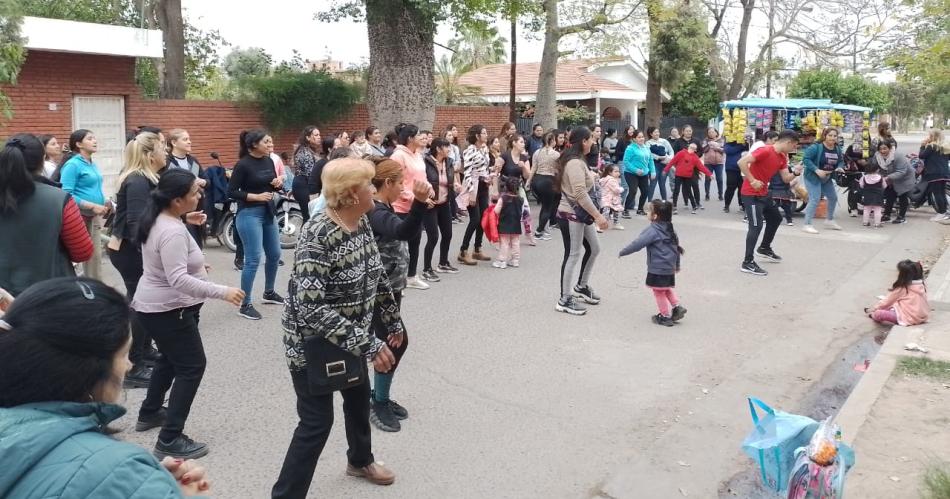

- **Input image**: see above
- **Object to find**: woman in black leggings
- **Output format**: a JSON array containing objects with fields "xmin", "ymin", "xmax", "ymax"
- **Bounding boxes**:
[
  {"xmin": 531, "ymin": 131, "xmax": 560, "ymax": 239},
  {"xmin": 458, "ymin": 124, "xmax": 492, "ymax": 265},
  {"xmin": 292, "ymin": 126, "xmax": 321, "ymax": 222},
  {"xmin": 422, "ymin": 138, "xmax": 460, "ymax": 279}
]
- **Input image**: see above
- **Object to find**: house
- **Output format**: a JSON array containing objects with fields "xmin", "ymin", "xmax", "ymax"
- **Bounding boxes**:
[
  {"xmin": 457, "ymin": 58, "xmax": 669, "ymax": 129},
  {"xmin": 6, "ymin": 17, "xmax": 163, "ymax": 192}
]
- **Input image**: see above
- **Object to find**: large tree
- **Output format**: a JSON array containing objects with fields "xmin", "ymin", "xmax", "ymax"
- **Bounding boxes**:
[
  {"xmin": 0, "ymin": 0, "xmax": 25, "ymax": 119},
  {"xmin": 150, "ymin": 0, "xmax": 186, "ymax": 98},
  {"xmin": 643, "ymin": 0, "xmax": 706, "ymax": 127},
  {"xmin": 447, "ymin": 24, "xmax": 507, "ymax": 72},
  {"xmin": 535, "ymin": 0, "xmax": 640, "ymax": 130},
  {"xmin": 222, "ymin": 47, "xmax": 273, "ymax": 80},
  {"xmin": 786, "ymin": 68, "xmax": 891, "ymax": 113}
]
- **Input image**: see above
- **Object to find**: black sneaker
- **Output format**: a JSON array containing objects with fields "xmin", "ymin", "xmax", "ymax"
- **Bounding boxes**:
[
  {"xmin": 755, "ymin": 247, "xmax": 783, "ymax": 262},
  {"xmin": 723, "ymin": 207, "xmax": 730, "ymax": 213},
  {"xmin": 262, "ymin": 290, "xmax": 284, "ymax": 305},
  {"xmin": 705, "ymin": 194, "xmax": 711, "ymax": 201},
  {"xmin": 652, "ymin": 314, "xmax": 675, "ymax": 327},
  {"xmin": 740, "ymin": 261, "xmax": 768, "ymax": 276},
  {"xmin": 573, "ymin": 285, "xmax": 601, "ymax": 305},
  {"xmin": 135, "ymin": 407, "xmax": 167, "ymax": 432},
  {"xmin": 239, "ymin": 304, "xmax": 262, "ymax": 320},
  {"xmin": 673, "ymin": 208, "xmax": 678, "ymax": 215},
  {"xmin": 671, "ymin": 305, "xmax": 687, "ymax": 322},
  {"xmin": 892, "ymin": 217, "xmax": 906, "ymax": 224},
  {"xmin": 881, "ymin": 215, "xmax": 891, "ymax": 223},
  {"xmin": 154, "ymin": 434, "xmax": 209, "ymax": 460},
  {"xmin": 278, "ymin": 259, "xmax": 285, "ymax": 266},
  {"xmin": 555, "ymin": 296, "xmax": 587, "ymax": 316},
  {"xmin": 436, "ymin": 263, "xmax": 460, "ymax": 274},
  {"xmin": 389, "ymin": 399, "xmax": 409, "ymax": 420},
  {"xmin": 123, "ymin": 364, "xmax": 152, "ymax": 389},
  {"xmin": 636, "ymin": 210, "xmax": 646, "ymax": 216},
  {"xmin": 622, "ymin": 211, "xmax": 632, "ymax": 219},
  {"xmin": 233, "ymin": 259, "xmax": 243, "ymax": 271},
  {"xmin": 370, "ymin": 400, "xmax": 401, "ymax": 432},
  {"xmin": 143, "ymin": 346, "xmax": 161, "ymax": 366},
  {"xmin": 421, "ymin": 269, "xmax": 441, "ymax": 282}
]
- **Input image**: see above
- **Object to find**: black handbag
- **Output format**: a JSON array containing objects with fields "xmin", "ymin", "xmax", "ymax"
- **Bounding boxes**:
[
  {"xmin": 567, "ymin": 186, "xmax": 599, "ymax": 225},
  {"xmin": 290, "ymin": 250, "xmax": 369, "ymax": 396}
]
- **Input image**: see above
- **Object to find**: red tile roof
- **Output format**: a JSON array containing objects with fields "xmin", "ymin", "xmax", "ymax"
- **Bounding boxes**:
[{"xmin": 458, "ymin": 59, "xmax": 636, "ymax": 96}]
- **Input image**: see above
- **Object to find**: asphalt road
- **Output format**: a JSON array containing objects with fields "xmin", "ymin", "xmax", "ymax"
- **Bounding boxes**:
[{"xmin": 96, "ymin": 179, "xmax": 948, "ymax": 498}]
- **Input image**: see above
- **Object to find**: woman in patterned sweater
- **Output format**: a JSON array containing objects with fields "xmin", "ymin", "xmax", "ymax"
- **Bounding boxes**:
[{"xmin": 273, "ymin": 158, "xmax": 401, "ymax": 498}]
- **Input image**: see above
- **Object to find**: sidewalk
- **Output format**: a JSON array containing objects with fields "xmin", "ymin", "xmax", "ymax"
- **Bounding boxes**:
[{"xmin": 837, "ymin": 246, "xmax": 950, "ymax": 497}]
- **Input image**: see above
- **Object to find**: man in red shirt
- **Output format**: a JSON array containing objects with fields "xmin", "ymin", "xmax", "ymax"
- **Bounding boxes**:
[{"xmin": 737, "ymin": 130, "xmax": 803, "ymax": 276}]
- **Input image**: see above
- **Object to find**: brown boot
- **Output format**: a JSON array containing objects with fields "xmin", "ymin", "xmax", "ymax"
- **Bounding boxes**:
[
  {"xmin": 458, "ymin": 250, "xmax": 477, "ymax": 266},
  {"xmin": 347, "ymin": 462, "xmax": 395, "ymax": 486},
  {"xmin": 472, "ymin": 249, "xmax": 491, "ymax": 261}
]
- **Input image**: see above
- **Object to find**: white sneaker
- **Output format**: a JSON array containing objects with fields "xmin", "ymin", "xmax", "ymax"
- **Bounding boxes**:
[
  {"xmin": 930, "ymin": 213, "xmax": 949, "ymax": 222},
  {"xmin": 508, "ymin": 260, "xmax": 520, "ymax": 268},
  {"xmin": 823, "ymin": 220, "xmax": 842, "ymax": 231},
  {"xmin": 405, "ymin": 276, "xmax": 430, "ymax": 290},
  {"xmin": 491, "ymin": 261, "xmax": 507, "ymax": 269},
  {"xmin": 802, "ymin": 225, "xmax": 819, "ymax": 234},
  {"xmin": 612, "ymin": 224, "xmax": 625, "ymax": 230}
]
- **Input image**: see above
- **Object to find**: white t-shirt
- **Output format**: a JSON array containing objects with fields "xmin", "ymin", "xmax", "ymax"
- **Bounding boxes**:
[{"xmin": 43, "ymin": 160, "xmax": 56, "ymax": 178}]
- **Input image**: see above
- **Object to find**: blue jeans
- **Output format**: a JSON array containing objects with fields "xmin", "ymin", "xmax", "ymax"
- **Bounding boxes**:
[
  {"xmin": 235, "ymin": 205, "xmax": 281, "ymax": 305},
  {"xmin": 704, "ymin": 164, "xmax": 724, "ymax": 199},
  {"xmin": 803, "ymin": 175, "xmax": 838, "ymax": 225},
  {"xmin": 649, "ymin": 168, "xmax": 669, "ymax": 201}
]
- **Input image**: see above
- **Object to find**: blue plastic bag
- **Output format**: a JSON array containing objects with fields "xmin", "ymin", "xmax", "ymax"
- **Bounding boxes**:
[{"xmin": 742, "ymin": 398, "xmax": 819, "ymax": 492}]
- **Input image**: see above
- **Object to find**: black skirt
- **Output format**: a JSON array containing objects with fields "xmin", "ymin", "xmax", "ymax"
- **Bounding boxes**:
[{"xmin": 646, "ymin": 272, "xmax": 675, "ymax": 287}]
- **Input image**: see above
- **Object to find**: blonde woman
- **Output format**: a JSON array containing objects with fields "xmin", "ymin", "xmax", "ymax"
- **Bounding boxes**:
[
  {"xmin": 107, "ymin": 132, "xmax": 164, "ymax": 389},
  {"xmin": 274, "ymin": 158, "xmax": 399, "ymax": 496}
]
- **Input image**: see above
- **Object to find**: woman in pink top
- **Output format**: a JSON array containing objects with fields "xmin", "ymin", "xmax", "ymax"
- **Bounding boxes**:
[
  {"xmin": 868, "ymin": 260, "xmax": 930, "ymax": 326},
  {"xmin": 132, "ymin": 169, "xmax": 244, "ymax": 461},
  {"xmin": 389, "ymin": 123, "xmax": 432, "ymax": 291}
]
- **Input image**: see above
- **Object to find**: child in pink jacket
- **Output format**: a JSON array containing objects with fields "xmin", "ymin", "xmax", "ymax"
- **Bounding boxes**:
[
  {"xmin": 867, "ymin": 260, "xmax": 930, "ymax": 325},
  {"xmin": 598, "ymin": 164, "xmax": 624, "ymax": 230}
]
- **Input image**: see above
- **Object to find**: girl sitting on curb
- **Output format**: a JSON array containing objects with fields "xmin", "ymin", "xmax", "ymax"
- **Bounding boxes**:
[{"xmin": 866, "ymin": 260, "xmax": 930, "ymax": 326}]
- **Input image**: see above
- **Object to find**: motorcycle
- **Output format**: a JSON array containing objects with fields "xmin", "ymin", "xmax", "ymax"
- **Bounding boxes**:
[
  {"xmin": 275, "ymin": 190, "xmax": 304, "ymax": 249},
  {"xmin": 207, "ymin": 152, "xmax": 239, "ymax": 252}
]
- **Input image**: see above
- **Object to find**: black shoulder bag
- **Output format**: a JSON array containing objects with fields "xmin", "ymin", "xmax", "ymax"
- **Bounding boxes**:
[{"xmin": 290, "ymin": 247, "xmax": 370, "ymax": 396}]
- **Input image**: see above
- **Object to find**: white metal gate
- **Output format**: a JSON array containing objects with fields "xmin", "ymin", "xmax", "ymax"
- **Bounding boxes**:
[{"xmin": 72, "ymin": 96, "xmax": 126, "ymax": 195}]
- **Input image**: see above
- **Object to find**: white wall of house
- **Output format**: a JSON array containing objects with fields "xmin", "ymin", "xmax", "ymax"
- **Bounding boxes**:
[{"xmin": 591, "ymin": 65, "xmax": 648, "ymax": 93}]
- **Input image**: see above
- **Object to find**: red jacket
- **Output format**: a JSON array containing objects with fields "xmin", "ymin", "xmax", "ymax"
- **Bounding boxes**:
[{"xmin": 664, "ymin": 149, "xmax": 713, "ymax": 178}]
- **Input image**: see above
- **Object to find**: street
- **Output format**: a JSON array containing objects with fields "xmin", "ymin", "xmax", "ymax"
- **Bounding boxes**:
[{"xmin": 101, "ymin": 180, "xmax": 949, "ymax": 498}]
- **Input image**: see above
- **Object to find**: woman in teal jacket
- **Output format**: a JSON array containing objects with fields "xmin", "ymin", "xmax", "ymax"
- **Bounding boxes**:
[
  {"xmin": 0, "ymin": 277, "xmax": 209, "ymax": 498},
  {"xmin": 622, "ymin": 129, "xmax": 655, "ymax": 216},
  {"xmin": 801, "ymin": 128, "xmax": 845, "ymax": 233}
]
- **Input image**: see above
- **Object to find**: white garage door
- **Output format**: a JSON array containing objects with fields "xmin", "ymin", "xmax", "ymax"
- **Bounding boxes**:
[{"xmin": 72, "ymin": 96, "xmax": 126, "ymax": 195}]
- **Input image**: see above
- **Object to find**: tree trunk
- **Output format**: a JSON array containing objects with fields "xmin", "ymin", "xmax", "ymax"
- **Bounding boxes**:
[
  {"xmin": 726, "ymin": 0, "xmax": 755, "ymax": 99},
  {"xmin": 645, "ymin": 61, "xmax": 662, "ymax": 128},
  {"xmin": 535, "ymin": 0, "xmax": 560, "ymax": 131},
  {"xmin": 155, "ymin": 0, "xmax": 186, "ymax": 99},
  {"xmin": 365, "ymin": 0, "xmax": 435, "ymax": 133},
  {"xmin": 508, "ymin": 15, "xmax": 517, "ymax": 123}
]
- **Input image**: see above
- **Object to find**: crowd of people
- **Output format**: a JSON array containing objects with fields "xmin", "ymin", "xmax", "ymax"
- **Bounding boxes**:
[{"xmin": 0, "ymin": 116, "xmax": 948, "ymax": 498}]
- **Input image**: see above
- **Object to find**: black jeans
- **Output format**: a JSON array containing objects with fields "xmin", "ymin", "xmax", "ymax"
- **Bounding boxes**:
[
  {"xmin": 292, "ymin": 174, "xmax": 311, "ymax": 222},
  {"xmin": 272, "ymin": 372, "xmax": 374, "ymax": 499},
  {"xmin": 778, "ymin": 199, "xmax": 794, "ymax": 223},
  {"xmin": 923, "ymin": 179, "xmax": 948, "ymax": 214},
  {"xmin": 461, "ymin": 181, "xmax": 489, "ymax": 252},
  {"xmin": 884, "ymin": 186, "xmax": 909, "ymax": 219},
  {"xmin": 396, "ymin": 212, "xmax": 422, "ymax": 277},
  {"xmin": 107, "ymin": 241, "xmax": 150, "ymax": 367},
  {"xmin": 672, "ymin": 177, "xmax": 697, "ymax": 209},
  {"xmin": 743, "ymin": 195, "xmax": 782, "ymax": 263},
  {"xmin": 531, "ymin": 174, "xmax": 558, "ymax": 233},
  {"xmin": 623, "ymin": 172, "xmax": 650, "ymax": 212},
  {"xmin": 138, "ymin": 304, "xmax": 205, "ymax": 443},
  {"xmin": 423, "ymin": 202, "xmax": 453, "ymax": 269},
  {"xmin": 724, "ymin": 170, "xmax": 744, "ymax": 209},
  {"xmin": 704, "ymin": 164, "xmax": 724, "ymax": 198}
]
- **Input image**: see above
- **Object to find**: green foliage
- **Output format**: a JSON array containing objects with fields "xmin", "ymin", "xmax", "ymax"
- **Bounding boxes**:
[
  {"xmin": 648, "ymin": 0, "xmax": 708, "ymax": 90},
  {"xmin": 434, "ymin": 55, "xmax": 482, "ymax": 104},
  {"xmin": 447, "ymin": 23, "xmax": 507, "ymax": 73},
  {"xmin": 667, "ymin": 58, "xmax": 720, "ymax": 121},
  {"xmin": 922, "ymin": 464, "xmax": 950, "ymax": 499},
  {"xmin": 787, "ymin": 69, "xmax": 892, "ymax": 113},
  {"xmin": 0, "ymin": 0, "xmax": 25, "ymax": 119},
  {"xmin": 240, "ymin": 71, "xmax": 360, "ymax": 131},
  {"xmin": 223, "ymin": 47, "xmax": 273, "ymax": 80},
  {"xmin": 19, "ymin": 0, "xmax": 228, "ymax": 99},
  {"xmin": 317, "ymin": 0, "xmax": 538, "ymax": 35},
  {"xmin": 274, "ymin": 50, "xmax": 307, "ymax": 75},
  {"xmin": 557, "ymin": 104, "xmax": 592, "ymax": 124}
]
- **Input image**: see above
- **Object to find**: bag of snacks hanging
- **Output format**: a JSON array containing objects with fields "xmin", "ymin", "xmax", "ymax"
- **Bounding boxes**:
[{"xmin": 786, "ymin": 418, "xmax": 855, "ymax": 499}]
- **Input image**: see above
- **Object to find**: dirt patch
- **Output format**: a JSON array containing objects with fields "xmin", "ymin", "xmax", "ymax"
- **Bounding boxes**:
[{"xmin": 846, "ymin": 371, "xmax": 950, "ymax": 498}]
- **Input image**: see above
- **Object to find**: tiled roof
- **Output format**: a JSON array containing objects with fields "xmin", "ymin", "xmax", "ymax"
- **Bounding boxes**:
[{"xmin": 458, "ymin": 59, "xmax": 637, "ymax": 96}]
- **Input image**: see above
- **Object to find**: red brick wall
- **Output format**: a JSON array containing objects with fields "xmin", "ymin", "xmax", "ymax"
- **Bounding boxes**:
[{"xmin": 2, "ymin": 51, "xmax": 510, "ymax": 165}]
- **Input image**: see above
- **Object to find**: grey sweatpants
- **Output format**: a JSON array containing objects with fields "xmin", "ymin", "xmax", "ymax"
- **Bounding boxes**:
[{"xmin": 558, "ymin": 218, "xmax": 600, "ymax": 300}]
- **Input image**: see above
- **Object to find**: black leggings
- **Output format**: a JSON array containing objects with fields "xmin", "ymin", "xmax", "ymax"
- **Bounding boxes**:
[
  {"xmin": 531, "ymin": 174, "xmax": 558, "ymax": 233},
  {"xmin": 372, "ymin": 292, "xmax": 409, "ymax": 373},
  {"xmin": 672, "ymin": 177, "xmax": 698, "ymax": 209},
  {"xmin": 292, "ymin": 174, "xmax": 311, "ymax": 222},
  {"xmin": 461, "ymin": 181, "xmax": 489, "ymax": 251},
  {"xmin": 923, "ymin": 180, "xmax": 948, "ymax": 213},
  {"xmin": 884, "ymin": 186, "xmax": 909, "ymax": 219},
  {"xmin": 107, "ymin": 241, "xmax": 151, "ymax": 367},
  {"xmin": 623, "ymin": 172, "xmax": 651, "ymax": 212},
  {"xmin": 743, "ymin": 195, "xmax": 782, "ymax": 263},
  {"xmin": 423, "ymin": 202, "xmax": 453, "ymax": 269},
  {"xmin": 724, "ymin": 170, "xmax": 743, "ymax": 209}
]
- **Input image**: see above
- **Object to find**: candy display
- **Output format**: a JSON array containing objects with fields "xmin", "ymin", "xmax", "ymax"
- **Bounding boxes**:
[{"xmin": 719, "ymin": 98, "xmax": 874, "ymax": 151}]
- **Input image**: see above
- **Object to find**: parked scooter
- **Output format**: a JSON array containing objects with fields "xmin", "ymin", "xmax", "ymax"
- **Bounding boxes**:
[{"xmin": 207, "ymin": 152, "xmax": 238, "ymax": 252}]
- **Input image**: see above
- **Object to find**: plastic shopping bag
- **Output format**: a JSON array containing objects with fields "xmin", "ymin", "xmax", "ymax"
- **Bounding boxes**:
[
  {"xmin": 742, "ymin": 398, "xmax": 819, "ymax": 492},
  {"xmin": 786, "ymin": 418, "xmax": 855, "ymax": 499},
  {"xmin": 481, "ymin": 203, "xmax": 499, "ymax": 244}
]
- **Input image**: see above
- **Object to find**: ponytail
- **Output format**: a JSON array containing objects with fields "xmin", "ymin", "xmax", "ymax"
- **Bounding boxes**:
[
  {"xmin": 239, "ymin": 129, "xmax": 268, "ymax": 159},
  {"xmin": 0, "ymin": 136, "xmax": 40, "ymax": 215},
  {"xmin": 136, "ymin": 168, "xmax": 197, "ymax": 244}
]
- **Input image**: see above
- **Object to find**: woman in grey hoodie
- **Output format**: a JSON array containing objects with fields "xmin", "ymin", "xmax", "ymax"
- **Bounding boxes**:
[{"xmin": 619, "ymin": 200, "xmax": 687, "ymax": 327}]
